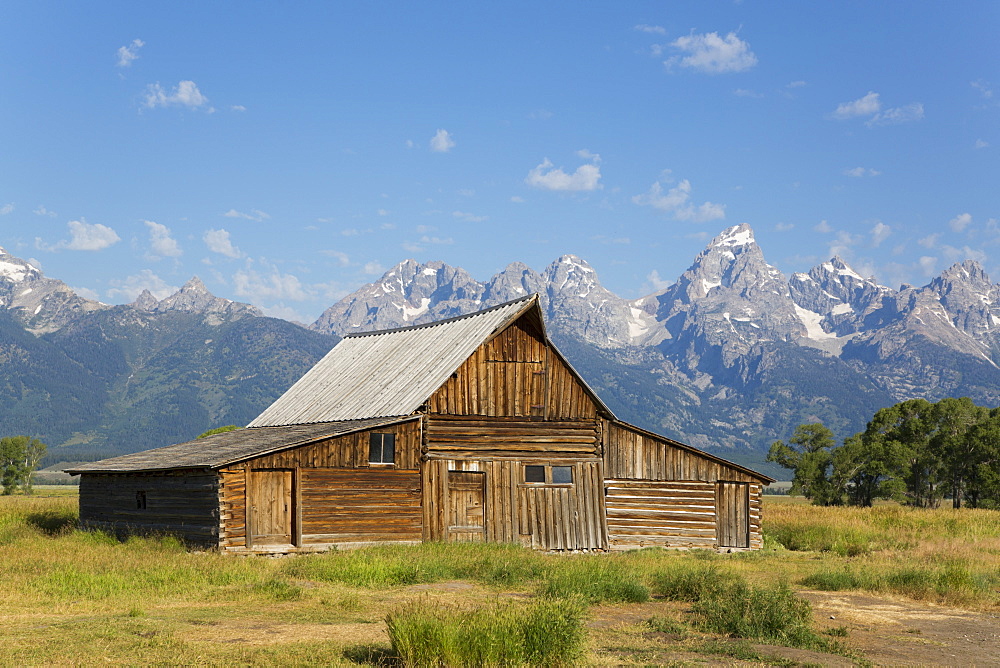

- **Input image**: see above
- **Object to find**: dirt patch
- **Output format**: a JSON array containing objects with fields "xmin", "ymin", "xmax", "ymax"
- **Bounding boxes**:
[
  {"xmin": 182, "ymin": 620, "xmax": 386, "ymax": 646},
  {"xmin": 802, "ymin": 590, "xmax": 1000, "ymax": 666}
]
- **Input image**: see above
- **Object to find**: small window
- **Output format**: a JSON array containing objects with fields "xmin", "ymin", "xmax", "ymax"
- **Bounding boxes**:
[
  {"xmin": 551, "ymin": 466, "xmax": 573, "ymax": 484},
  {"xmin": 523, "ymin": 464, "xmax": 574, "ymax": 485},
  {"xmin": 135, "ymin": 491, "xmax": 147, "ymax": 509},
  {"xmin": 369, "ymin": 432, "xmax": 396, "ymax": 464},
  {"xmin": 524, "ymin": 465, "xmax": 546, "ymax": 483}
]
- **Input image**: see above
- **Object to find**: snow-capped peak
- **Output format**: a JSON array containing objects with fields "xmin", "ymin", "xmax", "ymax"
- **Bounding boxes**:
[{"xmin": 711, "ymin": 224, "xmax": 755, "ymax": 248}]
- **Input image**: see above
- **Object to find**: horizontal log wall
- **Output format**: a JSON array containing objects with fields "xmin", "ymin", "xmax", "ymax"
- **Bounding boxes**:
[
  {"xmin": 423, "ymin": 456, "xmax": 608, "ymax": 550},
  {"xmin": 78, "ymin": 471, "xmax": 220, "ymax": 547},
  {"xmin": 243, "ymin": 419, "xmax": 421, "ymax": 470},
  {"xmin": 300, "ymin": 468, "xmax": 421, "ymax": 543},
  {"xmin": 426, "ymin": 416, "xmax": 600, "ymax": 458},
  {"xmin": 218, "ymin": 466, "xmax": 246, "ymax": 550},
  {"xmin": 602, "ymin": 420, "xmax": 759, "ymax": 483},
  {"xmin": 605, "ymin": 480, "xmax": 717, "ymax": 550},
  {"xmin": 428, "ymin": 315, "xmax": 598, "ymax": 419}
]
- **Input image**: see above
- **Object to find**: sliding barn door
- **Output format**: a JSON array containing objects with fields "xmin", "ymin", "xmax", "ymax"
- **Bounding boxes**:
[
  {"xmin": 716, "ymin": 481, "xmax": 750, "ymax": 548},
  {"xmin": 249, "ymin": 469, "xmax": 293, "ymax": 546}
]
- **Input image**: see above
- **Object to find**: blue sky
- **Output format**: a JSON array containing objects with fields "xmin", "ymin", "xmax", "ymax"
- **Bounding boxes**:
[{"xmin": 2, "ymin": 2, "xmax": 997, "ymax": 322}]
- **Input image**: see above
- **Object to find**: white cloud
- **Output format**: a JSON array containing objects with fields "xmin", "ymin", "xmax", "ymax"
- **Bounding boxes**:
[
  {"xmin": 787, "ymin": 80, "xmax": 807, "ymax": 89},
  {"xmin": 321, "ymin": 250, "xmax": 351, "ymax": 266},
  {"xmin": 377, "ymin": 208, "xmax": 390, "ymax": 216},
  {"xmin": 949, "ymin": 213, "xmax": 973, "ymax": 233},
  {"xmin": 870, "ymin": 221, "xmax": 891, "ymax": 247},
  {"xmin": 405, "ymin": 139, "xmax": 415, "ymax": 149},
  {"xmin": 918, "ymin": 233, "xmax": 940, "ymax": 248},
  {"xmin": 971, "ymin": 80, "xmax": 994, "ymax": 99},
  {"xmin": 645, "ymin": 270, "xmax": 672, "ymax": 291},
  {"xmin": 942, "ymin": 245, "xmax": 986, "ymax": 263},
  {"xmin": 867, "ymin": 103, "xmax": 924, "ymax": 127},
  {"xmin": 510, "ymin": 196, "xmax": 525, "ymax": 203},
  {"xmin": 203, "ymin": 228, "xmax": 243, "ymax": 258},
  {"xmin": 116, "ymin": 39, "xmax": 144, "ymax": 67},
  {"xmin": 145, "ymin": 220, "xmax": 182, "ymax": 258},
  {"xmin": 363, "ymin": 261, "xmax": 385, "ymax": 275},
  {"xmin": 420, "ymin": 235, "xmax": 454, "ymax": 245},
  {"xmin": 833, "ymin": 91, "xmax": 881, "ymax": 119},
  {"xmin": 230, "ymin": 105, "xmax": 247, "ymax": 112},
  {"xmin": 775, "ymin": 222, "xmax": 794, "ymax": 232},
  {"xmin": 47, "ymin": 219, "xmax": 121, "ymax": 251},
  {"xmin": 665, "ymin": 31, "xmax": 757, "ymax": 74},
  {"xmin": 453, "ymin": 210, "xmax": 488, "ymax": 223},
  {"xmin": 528, "ymin": 109, "xmax": 553, "ymax": 120},
  {"xmin": 233, "ymin": 262, "xmax": 308, "ymax": 302},
  {"xmin": 575, "ymin": 149, "xmax": 601, "ymax": 163},
  {"xmin": 634, "ymin": 24, "xmax": 666, "ymax": 35},
  {"xmin": 829, "ymin": 230, "xmax": 862, "ymax": 258},
  {"xmin": 525, "ymin": 157, "xmax": 602, "ymax": 192},
  {"xmin": 107, "ymin": 269, "xmax": 176, "ymax": 301},
  {"xmin": 223, "ymin": 208, "xmax": 270, "ymax": 222},
  {"xmin": 430, "ymin": 129, "xmax": 455, "ymax": 153},
  {"xmin": 843, "ymin": 166, "xmax": 881, "ymax": 177},
  {"xmin": 814, "ymin": 220, "xmax": 832, "ymax": 234},
  {"xmin": 0, "ymin": 203, "xmax": 13, "ymax": 215},
  {"xmin": 401, "ymin": 242, "xmax": 424, "ymax": 253},
  {"xmin": 34, "ymin": 205, "xmax": 57, "ymax": 217},
  {"xmin": 918, "ymin": 255, "xmax": 937, "ymax": 277},
  {"xmin": 144, "ymin": 80, "xmax": 209, "ymax": 110},
  {"xmin": 975, "ymin": 139, "xmax": 989, "ymax": 149},
  {"xmin": 733, "ymin": 88, "xmax": 763, "ymax": 98},
  {"xmin": 632, "ymin": 177, "xmax": 725, "ymax": 222},
  {"xmin": 341, "ymin": 228, "xmax": 359, "ymax": 236}
]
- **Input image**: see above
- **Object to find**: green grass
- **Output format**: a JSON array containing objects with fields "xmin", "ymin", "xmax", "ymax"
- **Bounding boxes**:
[{"xmin": 385, "ymin": 597, "xmax": 585, "ymax": 667}]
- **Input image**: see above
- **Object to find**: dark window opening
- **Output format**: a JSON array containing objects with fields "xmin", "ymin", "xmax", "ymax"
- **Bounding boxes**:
[
  {"xmin": 369, "ymin": 432, "xmax": 396, "ymax": 464},
  {"xmin": 551, "ymin": 466, "xmax": 573, "ymax": 484},
  {"xmin": 524, "ymin": 464, "xmax": 574, "ymax": 485},
  {"xmin": 524, "ymin": 465, "xmax": 546, "ymax": 483},
  {"xmin": 135, "ymin": 491, "xmax": 147, "ymax": 509}
]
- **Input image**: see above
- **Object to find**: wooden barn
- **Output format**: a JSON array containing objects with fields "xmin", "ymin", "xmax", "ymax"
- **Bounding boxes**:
[{"xmin": 69, "ymin": 295, "xmax": 773, "ymax": 553}]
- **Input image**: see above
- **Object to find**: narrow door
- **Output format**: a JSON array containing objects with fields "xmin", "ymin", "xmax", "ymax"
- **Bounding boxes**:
[
  {"xmin": 716, "ymin": 481, "xmax": 750, "ymax": 548},
  {"xmin": 447, "ymin": 470, "xmax": 485, "ymax": 542},
  {"xmin": 249, "ymin": 469, "xmax": 293, "ymax": 546}
]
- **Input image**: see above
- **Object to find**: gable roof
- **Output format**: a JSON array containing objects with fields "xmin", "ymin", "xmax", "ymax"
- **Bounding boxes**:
[
  {"xmin": 65, "ymin": 416, "xmax": 416, "ymax": 474},
  {"xmin": 248, "ymin": 294, "xmax": 613, "ymax": 427}
]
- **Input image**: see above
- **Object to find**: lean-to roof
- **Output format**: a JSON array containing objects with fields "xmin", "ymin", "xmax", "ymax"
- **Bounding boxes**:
[
  {"xmin": 65, "ymin": 416, "xmax": 416, "ymax": 473},
  {"xmin": 249, "ymin": 295, "xmax": 612, "ymax": 427}
]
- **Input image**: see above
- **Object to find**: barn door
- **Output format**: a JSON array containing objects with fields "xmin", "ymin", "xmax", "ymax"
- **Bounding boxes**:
[
  {"xmin": 716, "ymin": 481, "xmax": 749, "ymax": 548},
  {"xmin": 447, "ymin": 471, "xmax": 485, "ymax": 542},
  {"xmin": 249, "ymin": 469, "xmax": 293, "ymax": 546}
]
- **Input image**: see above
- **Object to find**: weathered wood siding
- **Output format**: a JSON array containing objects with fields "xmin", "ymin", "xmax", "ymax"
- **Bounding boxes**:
[
  {"xmin": 241, "ymin": 419, "xmax": 421, "ymax": 470},
  {"xmin": 217, "ymin": 421, "xmax": 423, "ymax": 552},
  {"xmin": 78, "ymin": 471, "xmax": 220, "ymax": 547},
  {"xmin": 603, "ymin": 421, "xmax": 766, "ymax": 550},
  {"xmin": 422, "ymin": 457, "xmax": 607, "ymax": 550},
  {"xmin": 428, "ymin": 316, "xmax": 598, "ymax": 419},
  {"xmin": 602, "ymin": 420, "xmax": 760, "ymax": 483},
  {"xmin": 300, "ymin": 468, "xmax": 421, "ymax": 544},
  {"xmin": 426, "ymin": 415, "xmax": 600, "ymax": 459}
]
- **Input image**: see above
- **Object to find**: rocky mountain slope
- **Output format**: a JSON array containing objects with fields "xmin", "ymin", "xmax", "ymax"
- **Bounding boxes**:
[
  {"xmin": 0, "ymin": 262, "xmax": 335, "ymax": 464},
  {"xmin": 4, "ymin": 224, "xmax": 1000, "ymax": 472},
  {"xmin": 311, "ymin": 224, "xmax": 1000, "ymax": 459}
]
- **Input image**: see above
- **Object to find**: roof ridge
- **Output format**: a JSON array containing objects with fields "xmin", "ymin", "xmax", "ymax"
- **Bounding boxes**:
[{"xmin": 342, "ymin": 293, "xmax": 537, "ymax": 338}]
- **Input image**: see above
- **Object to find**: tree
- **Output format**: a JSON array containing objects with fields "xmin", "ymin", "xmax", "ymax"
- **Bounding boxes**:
[
  {"xmin": 0, "ymin": 435, "xmax": 47, "ymax": 495},
  {"xmin": 930, "ymin": 397, "xmax": 989, "ymax": 508},
  {"xmin": 768, "ymin": 423, "xmax": 844, "ymax": 505},
  {"xmin": 832, "ymin": 432, "xmax": 907, "ymax": 507},
  {"xmin": 963, "ymin": 410, "xmax": 1000, "ymax": 509},
  {"xmin": 863, "ymin": 399, "xmax": 942, "ymax": 508}
]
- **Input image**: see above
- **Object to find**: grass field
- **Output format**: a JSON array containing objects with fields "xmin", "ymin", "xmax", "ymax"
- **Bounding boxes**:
[{"xmin": 1, "ymin": 490, "xmax": 998, "ymax": 665}]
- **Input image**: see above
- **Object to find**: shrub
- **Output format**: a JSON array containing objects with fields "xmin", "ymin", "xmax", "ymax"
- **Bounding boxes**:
[
  {"xmin": 538, "ymin": 557, "xmax": 649, "ymax": 603},
  {"xmin": 386, "ymin": 598, "xmax": 585, "ymax": 667},
  {"xmin": 649, "ymin": 562, "xmax": 739, "ymax": 602}
]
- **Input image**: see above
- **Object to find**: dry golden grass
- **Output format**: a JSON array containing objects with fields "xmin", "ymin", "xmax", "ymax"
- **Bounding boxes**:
[{"xmin": 1, "ymin": 492, "xmax": 997, "ymax": 664}]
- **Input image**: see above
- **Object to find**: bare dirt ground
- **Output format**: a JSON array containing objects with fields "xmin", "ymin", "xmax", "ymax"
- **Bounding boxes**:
[
  {"xmin": 170, "ymin": 582, "xmax": 1000, "ymax": 665},
  {"xmin": 585, "ymin": 589, "xmax": 1000, "ymax": 666}
]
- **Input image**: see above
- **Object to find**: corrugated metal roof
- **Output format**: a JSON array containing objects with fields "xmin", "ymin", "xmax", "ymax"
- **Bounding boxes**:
[
  {"xmin": 66, "ymin": 417, "xmax": 416, "ymax": 473},
  {"xmin": 249, "ymin": 295, "xmax": 542, "ymax": 427}
]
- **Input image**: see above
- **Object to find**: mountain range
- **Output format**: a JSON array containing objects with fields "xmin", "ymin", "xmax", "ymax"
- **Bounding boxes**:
[{"xmin": 3, "ymin": 225, "xmax": 999, "ymax": 476}]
